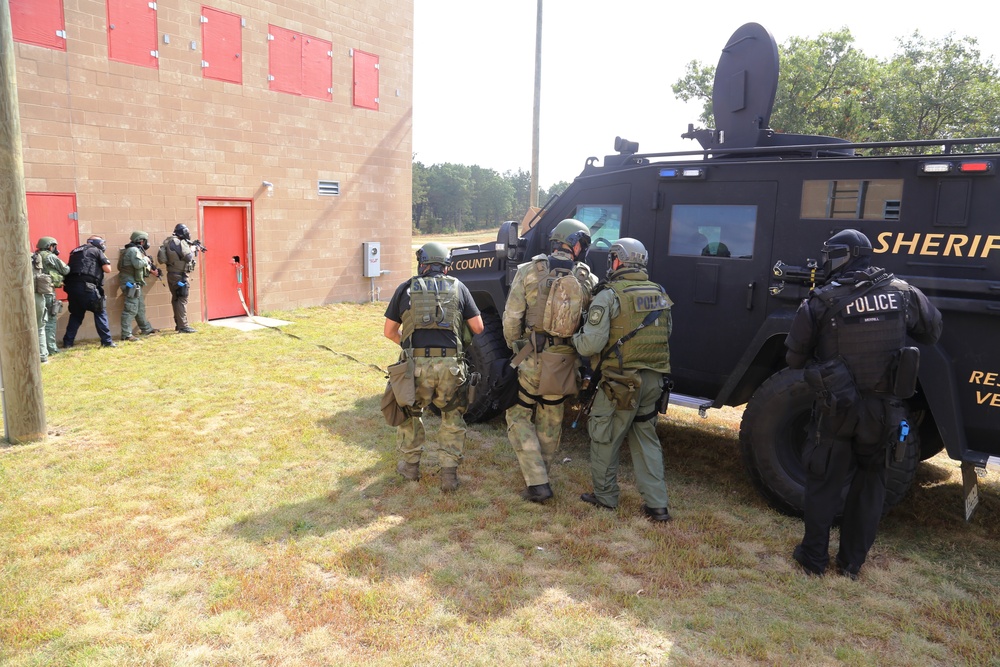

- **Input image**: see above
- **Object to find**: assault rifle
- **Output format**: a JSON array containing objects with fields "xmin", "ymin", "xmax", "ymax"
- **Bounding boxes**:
[
  {"xmin": 769, "ymin": 258, "xmax": 828, "ymax": 296},
  {"xmin": 142, "ymin": 251, "xmax": 164, "ymax": 285},
  {"xmin": 190, "ymin": 240, "xmax": 208, "ymax": 255}
]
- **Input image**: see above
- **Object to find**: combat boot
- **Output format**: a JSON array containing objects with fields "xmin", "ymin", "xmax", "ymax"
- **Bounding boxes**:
[
  {"xmin": 396, "ymin": 460, "xmax": 420, "ymax": 481},
  {"xmin": 521, "ymin": 483, "xmax": 553, "ymax": 503},
  {"xmin": 440, "ymin": 467, "xmax": 459, "ymax": 493}
]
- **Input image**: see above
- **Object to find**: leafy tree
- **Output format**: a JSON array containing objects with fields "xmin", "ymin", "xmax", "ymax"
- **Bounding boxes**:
[
  {"xmin": 425, "ymin": 163, "xmax": 472, "ymax": 233},
  {"xmin": 672, "ymin": 29, "xmax": 1000, "ymax": 144},
  {"xmin": 412, "ymin": 158, "xmax": 429, "ymax": 231},
  {"xmin": 539, "ymin": 180, "xmax": 570, "ymax": 204}
]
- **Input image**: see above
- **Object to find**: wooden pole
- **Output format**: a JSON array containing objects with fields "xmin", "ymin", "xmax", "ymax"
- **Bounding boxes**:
[
  {"xmin": 0, "ymin": 0, "xmax": 46, "ymax": 443},
  {"xmin": 529, "ymin": 0, "xmax": 542, "ymax": 209}
]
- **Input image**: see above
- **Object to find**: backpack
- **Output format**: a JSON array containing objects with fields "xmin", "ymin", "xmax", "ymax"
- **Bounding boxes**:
[
  {"xmin": 540, "ymin": 265, "xmax": 591, "ymax": 337},
  {"xmin": 32, "ymin": 252, "xmax": 53, "ymax": 295}
]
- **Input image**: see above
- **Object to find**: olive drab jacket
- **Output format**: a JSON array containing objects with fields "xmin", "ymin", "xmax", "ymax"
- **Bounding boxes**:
[
  {"xmin": 118, "ymin": 244, "xmax": 153, "ymax": 286},
  {"xmin": 158, "ymin": 235, "xmax": 195, "ymax": 274}
]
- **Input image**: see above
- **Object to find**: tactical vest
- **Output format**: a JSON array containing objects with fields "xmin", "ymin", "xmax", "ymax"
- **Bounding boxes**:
[
  {"xmin": 159, "ymin": 237, "xmax": 193, "ymax": 273},
  {"xmin": 118, "ymin": 244, "xmax": 150, "ymax": 284},
  {"xmin": 32, "ymin": 252, "xmax": 54, "ymax": 295},
  {"xmin": 523, "ymin": 254, "xmax": 592, "ymax": 336},
  {"xmin": 814, "ymin": 269, "xmax": 907, "ymax": 393},
  {"xmin": 67, "ymin": 245, "xmax": 103, "ymax": 284},
  {"xmin": 399, "ymin": 274, "xmax": 464, "ymax": 351},
  {"xmin": 597, "ymin": 275, "xmax": 672, "ymax": 373},
  {"xmin": 38, "ymin": 250, "xmax": 65, "ymax": 289}
]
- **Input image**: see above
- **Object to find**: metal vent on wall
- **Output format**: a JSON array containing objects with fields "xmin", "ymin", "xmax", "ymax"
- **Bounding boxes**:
[{"xmin": 318, "ymin": 180, "xmax": 340, "ymax": 196}]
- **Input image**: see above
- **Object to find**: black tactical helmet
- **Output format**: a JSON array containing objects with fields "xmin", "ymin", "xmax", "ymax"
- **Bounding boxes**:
[
  {"xmin": 549, "ymin": 219, "xmax": 591, "ymax": 258},
  {"xmin": 87, "ymin": 236, "xmax": 107, "ymax": 252},
  {"xmin": 36, "ymin": 236, "xmax": 57, "ymax": 251},
  {"xmin": 415, "ymin": 242, "xmax": 451, "ymax": 270},
  {"xmin": 174, "ymin": 224, "xmax": 191, "ymax": 240},
  {"xmin": 130, "ymin": 230, "xmax": 149, "ymax": 243},
  {"xmin": 607, "ymin": 237, "xmax": 648, "ymax": 277},
  {"xmin": 822, "ymin": 228, "xmax": 872, "ymax": 276}
]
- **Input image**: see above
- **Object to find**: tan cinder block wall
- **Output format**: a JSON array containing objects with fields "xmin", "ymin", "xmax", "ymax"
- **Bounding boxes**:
[{"xmin": 16, "ymin": 0, "xmax": 412, "ymax": 338}]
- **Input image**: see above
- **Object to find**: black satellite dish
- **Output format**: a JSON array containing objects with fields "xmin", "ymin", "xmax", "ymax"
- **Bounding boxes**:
[{"xmin": 711, "ymin": 22, "xmax": 779, "ymax": 149}]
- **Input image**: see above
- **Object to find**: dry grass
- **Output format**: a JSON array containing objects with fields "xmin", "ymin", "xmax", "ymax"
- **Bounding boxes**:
[{"xmin": 1, "ymin": 302, "xmax": 999, "ymax": 666}]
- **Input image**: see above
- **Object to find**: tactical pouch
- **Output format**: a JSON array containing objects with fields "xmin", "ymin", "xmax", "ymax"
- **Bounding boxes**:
[
  {"xmin": 175, "ymin": 281, "xmax": 190, "ymax": 298},
  {"xmin": 387, "ymin": 358, "xmax": 416, "ymax": 407},
  {"xmin": 892, "ymin": 347, "xmax": 920, "ymax": 399},
  {"xmin": 537, "ymin": 348, "xmax": 579, "ymax": 397},
  {"xmin": 380, "ymin": 380, "xmax": 407, "ymax": 426},
  {"xmin": 47, "ymin": 298, "xmax": 63, "ymax": 318},
  {"xmin": 124, "ymin": 282, "xmax": 140, "ymax": 298},
  {"xmin": 34, "ymin": 273, "xmax": 54, "ymax": 295},
  {"xmin": 600, "ymin": 368, "xmax": 642, "ymax": 411},
  {"xmin": 656, "ymin": 376, "xmax": 674, "ymax": 414},
  {"xmin": 803, "ymin": 357, "xmax": 860, "ymax": 416}
]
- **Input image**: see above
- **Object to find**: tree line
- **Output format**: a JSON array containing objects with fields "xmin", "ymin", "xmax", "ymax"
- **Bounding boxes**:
[
  {"xmin": 415, "ymin": 29, "xmax": 1000, "ymax": 232},
  {"xmin": 411, "ymin": 161, "xmax": 569, "ymax": 234}
]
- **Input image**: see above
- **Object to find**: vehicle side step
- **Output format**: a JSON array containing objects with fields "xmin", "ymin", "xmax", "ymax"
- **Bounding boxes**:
[{"xmin": 668, "ymin": 392, "xmax": 714, "ymax": 418}]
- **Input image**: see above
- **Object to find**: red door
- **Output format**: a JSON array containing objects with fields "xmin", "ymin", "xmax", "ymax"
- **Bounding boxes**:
[
  {"xmin": 26, "ymin": 192, "xmax": 79, "ymax": 301},
  {"xmin": 202, "ymin": 205, "xmax": 250, "ymax": 319}
]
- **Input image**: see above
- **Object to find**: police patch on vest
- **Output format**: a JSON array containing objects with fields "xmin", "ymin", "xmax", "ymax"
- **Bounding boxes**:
[
  {"xmin": 632, "ymin": 293, "xmax": 670, "ymax": 312},
  {"xmin": 588, "ymin": 306, "xmax": 605, "ymax": 326},
  {"xmin": 842, "ymin": 292, "xmax": 902, "ymax": 317}
]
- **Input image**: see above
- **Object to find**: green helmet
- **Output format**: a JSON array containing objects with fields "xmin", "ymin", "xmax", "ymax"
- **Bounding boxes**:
[
  {"xmin": 549, "ymin": 219, "xmax": 591, "ymax": 258},
  {"xmin": 607, "ymin": 237, "xmax": 648, "ymax": 277},
  {"xmin": 416, "ymin": 242, "xmax": 451, "ymax": 269},
  {"xmin": 36, "ymin": 236, "xmax": 58, "ymax": 251},
  {"xmin": 130, "ymin": 230, "xmax": 149, "ymax": 243}
]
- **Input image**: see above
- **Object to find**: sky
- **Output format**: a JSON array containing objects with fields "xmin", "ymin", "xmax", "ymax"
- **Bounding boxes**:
[{"xmin": 412, "ymin": 0, "xmax": 1000, "ymax": 188}]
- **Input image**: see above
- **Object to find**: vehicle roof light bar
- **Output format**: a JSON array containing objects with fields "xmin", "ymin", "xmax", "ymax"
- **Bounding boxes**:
[
  {"xmin": 959, "ymin": 160, "xmax": 993, "ymax": 173},
  {"xmin": 920, "ymin": 162, "xmax": 952, "ymax": 174}
]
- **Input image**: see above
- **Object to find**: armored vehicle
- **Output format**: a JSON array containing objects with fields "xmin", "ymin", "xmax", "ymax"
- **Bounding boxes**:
[{"xmin": 449, "ymin": 23, "xmax": 1000, "ymax": 518}]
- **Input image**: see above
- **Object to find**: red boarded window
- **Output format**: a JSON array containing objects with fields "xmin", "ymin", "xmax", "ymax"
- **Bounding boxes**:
[
  {"xmin": 11, "ymin": 0, "xmax": 66, "ymax": 50},
  {"xmin": 27, "ymin": 193, "xmax": 79, "ymax": 301},
  {"xmin": 202, "ymin": 6, "xmax": 242, "ymax": 84},
  {"xmin": 107, "ymin": 0, "xmax": 158, "ymax": 68},
  {"xmin": 268, "ymin": 25, "xmax": 331, "ymax": 101},
  {"xmin": 353, "ymin": 49, "xmax": 379, "ymax": 111}
]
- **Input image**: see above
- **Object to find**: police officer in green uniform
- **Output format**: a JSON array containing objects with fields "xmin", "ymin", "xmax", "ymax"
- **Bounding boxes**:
[
  {"xmin": 158, "ymin": 224, "xmax": 197, "ymax": 333},
  {"xmin": 786, "ymin": 229, "xmax": 942, "ymax": 578},
  {"xmin": 62, "ymin": 236, "xmax": 116, "ymax": 348},
  {"xmin": 118, "ymin": 230, "xmax": 161, "ymax": 341},
  {"xmin": 32, "ymin": 237, "xmax": 70, "ymax": 362},
  {"xmin": 503, "ymin": 219, "xmax": 596, "ymax": 503},
  {"xmin": 572, "ymin": 238, "xmax": 673, "ymax": 522},
  {"xmin": 384, "ymin": 242, "xmax": 484, "ymax": 492}
]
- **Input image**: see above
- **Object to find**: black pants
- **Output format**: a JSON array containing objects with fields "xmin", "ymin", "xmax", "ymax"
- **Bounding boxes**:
[
  {"xmin": 63, "ymin": 282, "xmax": 112, "ymax": 345},
  {"xmin": 798, "ymin": 407, "xmax": 888, "ymax": 574}
]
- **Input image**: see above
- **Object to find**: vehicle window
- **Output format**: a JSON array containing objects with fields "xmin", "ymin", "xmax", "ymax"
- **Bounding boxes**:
[
  {"xmin": 668, "ymin": 204, "xmax": 756, "ymax": 258},
  {"xmin": 800, "ymin": 179, "xmax": 903, "ymax": 220},
  {"xmin": 573, "ymin": 205, "xmax": 622, "ymax": 249}
]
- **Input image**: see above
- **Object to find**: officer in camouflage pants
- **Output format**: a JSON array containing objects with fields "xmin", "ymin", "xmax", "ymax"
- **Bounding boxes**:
[
  {"xmin": 503, "ymin": 219, "xmax": 596, "ymax": 503},
  {"xmin": 384, "ymin": 242, "xmax": 484, "ymax": 492}
]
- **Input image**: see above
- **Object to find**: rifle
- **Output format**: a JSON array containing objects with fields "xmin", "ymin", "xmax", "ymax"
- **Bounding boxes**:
[
  {"xmin": 570, "ymin": 306, "xmax": 668, "ymax": 428},
  {"xmin": 143, "ymin": 251, "xmax": 164, "ymax": 285},
  {"xmin": 190, "ymin": 240, "xmax": 208, "ymax": 255}
]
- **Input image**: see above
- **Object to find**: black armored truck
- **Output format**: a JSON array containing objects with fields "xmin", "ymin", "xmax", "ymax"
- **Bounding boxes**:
[{"xmin": 448, "ymin": 23, "xmax": 1000, "ymax": 519}]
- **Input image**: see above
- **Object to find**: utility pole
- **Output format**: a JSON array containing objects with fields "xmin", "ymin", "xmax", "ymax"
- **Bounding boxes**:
[
  {"xmin": 529, "ymin": 0, "xmax": 542, "ymax": 209},
  {"xmin": 0, "ymin": 0, "xmax": 47, "ymax": 443}
]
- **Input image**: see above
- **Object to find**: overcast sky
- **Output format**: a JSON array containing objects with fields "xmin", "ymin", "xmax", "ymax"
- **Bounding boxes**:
[{"xmin": 412, "ymin": 0, "xmax": 1000, "ymax": 188}]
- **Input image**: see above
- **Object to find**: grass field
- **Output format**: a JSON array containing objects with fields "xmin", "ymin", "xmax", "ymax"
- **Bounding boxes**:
[{"xmin": 1, "ymin": 286, "xmax": 999, "ymax": 664}]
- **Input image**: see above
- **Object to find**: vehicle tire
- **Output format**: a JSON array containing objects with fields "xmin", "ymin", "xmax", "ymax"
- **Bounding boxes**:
[
  {"xmin": 739, "ymin": 368, "xmax": 919, "ymax": 517},
  {"xmin": 463, "ymin": 310, "xmax": 510, "ymax": 423}
]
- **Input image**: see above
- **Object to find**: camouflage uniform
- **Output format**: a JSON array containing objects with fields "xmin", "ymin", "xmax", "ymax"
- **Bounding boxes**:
[
  {"xmin": 33, "ymin": 245, "xmax": 70, "ymax": 361},
  {"xmin": 503, "ymin": 248, "xmax": 597, "ymax": 490},
  {"xmin": 385, "ymin": 269, "xmax": 481, "ymax": 478},
  {"xmin": 573, "ymin": 268, "xmax": 673, "ymax": 512},
  {"xmin": 119, "ymin": 239, "xmax": 157, "ymax": 339}
]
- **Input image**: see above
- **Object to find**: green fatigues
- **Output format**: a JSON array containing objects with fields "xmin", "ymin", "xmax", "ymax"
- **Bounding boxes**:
[
  {"xmin": 397, "ymin": 356, "xmax": 468, "ymax": 468},
  {"xmin": 502, "ymin": 250, "xmax": 597, "ymax": 487},
  {"xmin": 159, "ymin": 236, "xmax": 195, "ymax": 329},
  {"xmin": 572, "ymin": 272, "xmax": 672, "ymax": 509},
  {"xmin": 34, "ymin": 251, "xmax": 70, "ymax": 360},
  {"xmin": 119, "ymin": 245, "xmax": 155, "ymax": 337}
]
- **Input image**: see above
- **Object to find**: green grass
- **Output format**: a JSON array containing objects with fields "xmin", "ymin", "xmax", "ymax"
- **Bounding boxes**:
[{"xmin": 1, "ymin": 302, "xmax": 999, "ymax": 666}]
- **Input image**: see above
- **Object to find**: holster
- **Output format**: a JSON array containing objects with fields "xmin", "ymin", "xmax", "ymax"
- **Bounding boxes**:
[{"xmin": 892, "ymin": 347, "xmax": 920, "ymax": 399}]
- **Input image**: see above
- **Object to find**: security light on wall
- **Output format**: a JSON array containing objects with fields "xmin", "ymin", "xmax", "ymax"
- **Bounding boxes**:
[{"xmin": 262, "ymin": 181, "xmax": 274, "ymax": 197}]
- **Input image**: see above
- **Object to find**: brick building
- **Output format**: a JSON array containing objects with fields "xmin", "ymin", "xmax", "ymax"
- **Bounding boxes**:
[{"xmin": 11, "ymin": 0, "xmax": 412, "ymax": 339}]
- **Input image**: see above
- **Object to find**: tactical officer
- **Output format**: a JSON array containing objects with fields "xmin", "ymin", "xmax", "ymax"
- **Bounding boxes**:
[
  {"xmin": 502, "ymin": 218, "xmax": 597, "ymax": 503},
  {"xmin": 158, "ymin": 224, "xmax": 197, "ymax": 333},
  {"xmin": 118, "ymin": 231, "xmax": 161, "ymax": 341},
  {"xmin": 572, "ymin": 238, "xmax": 673, "ymax": 521},
  {"xmin": 786, "ymin": 229, "xmax": 942, "ymax": 579},
  {"xmin": 32, "ymin": 237, "xmax": 70, "ymax": 362},
  {"xmin": 62, "ymin": 235, "xmax": 116, "ymax": 348},
  {"xmin": 384, "ymin": 242, "xmax": 484, "ymax": 492}
]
